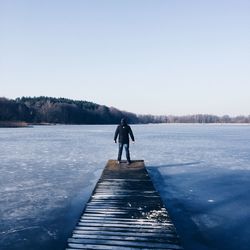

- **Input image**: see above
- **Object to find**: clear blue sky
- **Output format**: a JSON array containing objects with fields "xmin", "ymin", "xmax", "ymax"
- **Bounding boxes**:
[{"xmin": 1, "ymin": 0, "xmax": 249, "ymax": 116}]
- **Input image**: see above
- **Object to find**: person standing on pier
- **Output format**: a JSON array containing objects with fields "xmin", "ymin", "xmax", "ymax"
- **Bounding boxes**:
[{"xmin": 114, "ymin": 118, "xmax": 135, "ymax": 164}]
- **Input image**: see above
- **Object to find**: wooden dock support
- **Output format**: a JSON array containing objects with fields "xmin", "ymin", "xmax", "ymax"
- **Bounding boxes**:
[{"xmin": 66, "ymin": 160, "xmax": 183, "ymax": 250}]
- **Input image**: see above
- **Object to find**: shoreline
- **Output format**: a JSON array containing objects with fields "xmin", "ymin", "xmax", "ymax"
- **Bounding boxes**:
[
  {"xmin": 1, "ymin": 121, "xmax": 250, "ymax": 128},
  {"xmin": 0, "ymin": 121, "xmax": 29, "ymax": 128},
  {"xmin": 0, "ymin": 121, "xmax": 57, "ymax": 128}
]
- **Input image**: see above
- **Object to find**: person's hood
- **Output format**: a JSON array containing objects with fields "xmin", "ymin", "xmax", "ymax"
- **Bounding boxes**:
[{"xmin": 121, "ymin": 118, "xmax": 127, "ymax": 126}]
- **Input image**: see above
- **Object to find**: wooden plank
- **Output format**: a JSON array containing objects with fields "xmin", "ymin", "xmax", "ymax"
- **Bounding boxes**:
[
  {"xmin": 73, "ymin": 230, "xmax": 177, "ymax": 238},
  {"xmin": 66, "ymin": 160, "xmax": 183, "ymax": 250},
  {"xmin": 68, "ymin": 238, "xmax": 183, "ymax": 249},
  {"xmin": 66, "ymin": 244, "xmax": 170, "ymax": 250},
  {"xmin": 74, "ymin": 226, "xmax": 175, "ymax": 234},
  {"xmin": 77, "ymin": 222, "xmax": 173, "ymax": 229},
  {"xmin": 71, "ymin": 233, "xmax": 179, "ymax": 243},
  {"xmin": 79, "ymin": 218, "xmax": 172, "ymax": 225}
]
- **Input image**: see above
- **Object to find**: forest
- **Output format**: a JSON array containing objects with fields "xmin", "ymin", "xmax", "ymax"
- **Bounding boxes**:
[{"xmin": 0, "ymin": 96, "xmax": 250, "ymax": 124}]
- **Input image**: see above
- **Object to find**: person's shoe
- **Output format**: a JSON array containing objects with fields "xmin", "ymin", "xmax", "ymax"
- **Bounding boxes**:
[
  {"xmin": 127, "ymin": 161, "xmax": 132, "ymax": 165},
  {"xmin": 117, "ymin": 160, "xmax": 121, "ymax": 164}
]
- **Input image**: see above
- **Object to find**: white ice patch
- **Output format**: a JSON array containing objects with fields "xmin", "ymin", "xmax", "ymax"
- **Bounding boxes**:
[{"xmin": 192, "ymin": 214, "xmax": 221, "ymax": 229}]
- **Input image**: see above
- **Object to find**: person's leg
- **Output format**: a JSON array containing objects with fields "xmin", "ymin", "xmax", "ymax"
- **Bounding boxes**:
[
  {"xmin": 117, "ymin": 143, "xmax": 123, "ymax": 162},
  {"xmin": 124, "ymin": 144, "xmax": 131, "ymax": 163}
]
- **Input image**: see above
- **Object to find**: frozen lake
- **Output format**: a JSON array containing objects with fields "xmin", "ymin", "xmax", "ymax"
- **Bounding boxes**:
[{"xmin": 1, "ymin": 124, "xmax": 250, "ymax": 250}]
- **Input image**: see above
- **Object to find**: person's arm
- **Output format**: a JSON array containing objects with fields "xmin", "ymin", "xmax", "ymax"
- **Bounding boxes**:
[
  {"xmin": 129, "ymin": 126, "xmax": 135, "ymax": 142},
  {"xmin": 114, "ymin": 126, "xmax": 119, "ymax": 143}
]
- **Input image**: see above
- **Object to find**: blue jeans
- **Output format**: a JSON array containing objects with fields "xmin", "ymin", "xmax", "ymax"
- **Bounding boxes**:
[{"xmin": 117, "ymin": 143, "xmax": 131, "ymax": 162}]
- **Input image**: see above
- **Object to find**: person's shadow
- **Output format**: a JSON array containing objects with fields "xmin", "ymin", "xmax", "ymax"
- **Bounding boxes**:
[
  {"xmin": 147, "ymin": 161, "xmax": 201, "ymax": 170},
  {"xmin": 147, "ymin": 161, "xmax": 202, "ymax": 184}
]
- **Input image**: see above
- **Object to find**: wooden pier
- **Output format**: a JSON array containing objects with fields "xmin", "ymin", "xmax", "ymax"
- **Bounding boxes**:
[{"xmin": 66, "ymin": 160, "xmax": 183, "ymax": 250}]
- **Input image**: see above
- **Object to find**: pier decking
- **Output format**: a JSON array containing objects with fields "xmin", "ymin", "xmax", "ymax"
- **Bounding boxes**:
[{"xmin": 66, "ymin": 160, "xmax": 183, "ymax": 250}]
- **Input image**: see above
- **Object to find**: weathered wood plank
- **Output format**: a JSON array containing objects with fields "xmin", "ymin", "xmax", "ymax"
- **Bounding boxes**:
[
  {"xmin": 74, "ymin": 226, "xmax": 175, "ymax": 234},
  {"xmin": 66, "ymin": 160, "xmax": 183, "ymax": 250},
  {"xmin": 68, "ymin": 238, "xmax": 183, "ymax": 249},
  {"xmin": 73, "ymin": 230, "xmax": 177, "ymax": 238},
  {"xmin": 71, "ymin": 233, "xmax": 179, "ymax": 243}
]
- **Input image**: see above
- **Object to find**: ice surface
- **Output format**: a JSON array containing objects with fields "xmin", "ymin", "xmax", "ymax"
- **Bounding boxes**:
[
  {"xmin": 0, "ymin": 125, "xmax": 112, "ymax": 250},
  {"xmin": 143, "ymin": 124, "xmax": 250, "ymax": 250},
  {"xmin": 1, "ymin": 124, "xmax": 250, "ymax": 250}
]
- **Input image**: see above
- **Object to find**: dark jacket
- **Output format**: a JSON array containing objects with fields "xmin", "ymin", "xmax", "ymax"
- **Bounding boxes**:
[{"xmin": 114, "ymin": 122, "xmax": 135, "ymax": 144}]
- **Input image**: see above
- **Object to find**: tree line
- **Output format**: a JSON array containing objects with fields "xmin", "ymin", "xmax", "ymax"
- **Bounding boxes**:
[
  {"xmin": 0, "ymin": 97, "xmax": 139, "ymax": 124},
  {"xmin": 0, "ymin": 96, "xmax": 249, "ymax": 124}
]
